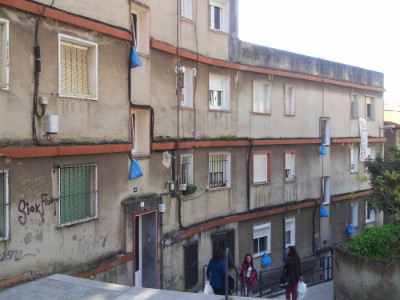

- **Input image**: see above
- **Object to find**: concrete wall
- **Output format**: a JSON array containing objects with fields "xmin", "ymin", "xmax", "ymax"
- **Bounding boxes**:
[
  {"xmin": 334, "ymin": 247, "xmax": 400, "ymax": 300},
  {"xmin": 0, "ymin": 7, "xmax": 130, "ymax": 145}
]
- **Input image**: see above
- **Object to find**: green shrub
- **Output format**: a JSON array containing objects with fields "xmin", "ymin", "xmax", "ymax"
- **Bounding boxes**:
[{"xmin": 345, "ymin": 225, "xmax": 400, "ymax": 260}]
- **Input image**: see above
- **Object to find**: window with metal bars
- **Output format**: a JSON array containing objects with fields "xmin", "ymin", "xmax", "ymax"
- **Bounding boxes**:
[
  {"xmin": 208, "ymin": 153, "xmax": 230, "ymax": 189},
  {"xmin": 184, "ymin": 241, "xmax": 198, "ymax": 289},
  {"xmin": 58, "ymin": 163, "xmax": 98, "ymax": 226},
  {"xmin": 0, "ymin": 169, "xmax": 9, "ymax": 241},
  {"xmin": 180, "ymin": 155, "xmax": 193, "ymax": 185},
  {"xmin": 58, "ymin": 34, "xmax": 98, "ymax": 99},
  {"xmin": 212, "ymin": 229, "xmax": 235, "ymax": 268}
]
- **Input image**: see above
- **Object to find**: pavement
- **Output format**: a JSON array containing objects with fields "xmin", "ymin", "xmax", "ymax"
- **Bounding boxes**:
[{"xmin": 0, "ymin": 274, "xmax": 333, "ymax": 300}]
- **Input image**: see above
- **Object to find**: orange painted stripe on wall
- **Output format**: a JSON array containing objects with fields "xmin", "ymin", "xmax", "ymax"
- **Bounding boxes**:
[{"xmin": 0, "ymin": 0, "xmax": 132, "ymax": 41}]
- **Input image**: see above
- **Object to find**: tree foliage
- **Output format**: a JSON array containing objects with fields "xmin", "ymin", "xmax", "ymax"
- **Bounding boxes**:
[
  {"xmin": 345, "ymin": 225, "xmax": 400, "ymax": 260},
  {"xmin": 364, "ymin": 147, "xmax": 400, "ymax": 222}
]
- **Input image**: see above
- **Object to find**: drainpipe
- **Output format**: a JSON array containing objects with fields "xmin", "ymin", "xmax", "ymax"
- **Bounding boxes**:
[
  {"xmin": 159, "ymin": 208, "xmax": 164, "ymax": 289},
  {"xmin": 246, "ymin": 139, "xmax": 254, "ymax": 211},
  {"xmin": 282, "ymin": 203, "xmax": 288, "ymax": 262}
]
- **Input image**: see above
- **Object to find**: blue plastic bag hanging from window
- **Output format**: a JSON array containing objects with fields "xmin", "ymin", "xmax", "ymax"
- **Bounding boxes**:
[
  {"xmin": 129, "ymin": 159, "xmax": 143, "ymax": 180},
  {"xmin": 130, "ymin": 47, "xmax": 143, "ymax": 68},
  {"xmin": 262, "ymin": 252, "xmax": 272, "ymax": 267},
  {"xmin": 320, "ymin": 205, "xmax": 330, "ymax": 217}
]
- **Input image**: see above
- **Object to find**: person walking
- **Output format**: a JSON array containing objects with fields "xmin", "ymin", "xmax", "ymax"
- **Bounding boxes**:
[
  {"xmin": 206, "ymin": 247, "xmax": 226, "ymax": 295},
  {"xmin": 283, "ymin": 246, "xmax": 303, "ymax": 300},
  {"xmin": 240, "ymin": 253, "xmax": 257, "ymax": 296}
]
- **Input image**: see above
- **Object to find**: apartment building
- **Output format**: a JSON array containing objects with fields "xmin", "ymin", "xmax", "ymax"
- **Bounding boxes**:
[{"xmin": 0, "ymin": 0, "xmax": 384, "ymax": 293}]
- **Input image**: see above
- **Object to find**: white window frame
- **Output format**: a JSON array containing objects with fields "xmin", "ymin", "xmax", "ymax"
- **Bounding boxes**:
[
  {"xmin": 285, "ymin": 218, "xmax": 295, "ymax": 248},
  {"xmin": 58, "ymin": 34, "xmax": 98, "ymax": 100},
  {"xmin": 180, "ymin": 154, "xmax": 193, "ymax": 184},
  {"xmin": 253, "ymin": 81, "xmax": 271, "ymax": 114},
  {"xmin": 351, "ymin": 203, "xmax": 358, "ymax": 227},
  {"xmin": 209, "ymin": 0, "xmax": 229, "ymax": 32},
  {"xmin": 58, "ymin": 163, "xmax": 98, "ymax": 227},
  {"xmin": 253, "ymin": 152, "xmax": 271, "ymax": 184},
  {"xmin": 181, "ymin": 0, "xmax": 193, "ymax": 20},
  {"xmin": 182, "ymin": 67, "xmax": 194, "ymax": 108},
  {"xmin": 0, "ymin": 18, "xmax": 9, "ymax": 90},
  {"xmin": 366, "ymin": 203, "xmax": 375, "ymax": 223},
  {"xmin": 322, "ymin": 177, "xmax": 331, "ymax": 204},
  {"xmin": 0, "ymin": 169, "xmax": 10, "ymax": 242},
  {"xmin": 284, "ymin": 85, "xmax": 295, "ymax": 116},
  {"xmin": 207, "ymin": 152, "xmax": 231, "ymax": 189},
  {"xmin": 131, "ymin": 3, "xmax": 150, "ymax": 55},
  {"xmin": 253, "ymin": 223, "xmax": 271, "ymax": 257},
  {"xmin": 366, "ymin": 147, "xmax": 375, "ymax": 160},
  {"xmin": 131, "ymin": 109, "xmax": 151, "ymax": 156},
  {"xmin": 351, "ymin": 148, "xmax": 359, "ymax": 173},
  {"xmin": 365, "ymin": 96, "xmax": 375, "ymax": 120},
  {"xmin": 351, "ymin": 94, "xmax": 358, "ymax": 118},
  {"xmin": 209, "ymin": 74, "xmax": 230, "ymax": 111},
  {"xmin": 284, "ymin": 152, "xmax": 296, "ymax": 182},
  {"xmin": 321, "ymin": 118, "xmax": 331, "ymax": 145}
]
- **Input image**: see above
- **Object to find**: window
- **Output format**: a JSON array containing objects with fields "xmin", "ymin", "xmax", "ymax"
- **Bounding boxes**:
[
  {"xmin": 58, "ymin": 163, "xmax": 98, "ymax": 226},
  {"xmin": 285, "ymin": 218, "xmax": 295, "ymax": 248},
  {"xmin": 180, "ymin": 154, "xmax": 193, "ymax": 184},
  {"xmin": 184, "ymin": 242, "xmax": 198, "ymax": 289},
  {"xmin": 351, "ymin": 203, "xmax": 358, "ymax": 227},
  {"xmin": 181, "ymin": 0, "xmax": 193, "ymax": 20},
  {"xmin": 351, "ymin": 148, "xmax": 359, "ymax": 173},
  {"xmin": 320, "ymin": 118, "xmax": 331, "ymax": 145},
  {"xmin": 253, "ymin": 223, "xmax": 271, "ymax": 257},
  {"xmin": 253, "ymin": 81, "xmax": 271, "ymax": 114},
  {"xmin": 208, "ymin": 153, "xmax": 231, "ymax": 189},
  {"xmin": 397, "ymin": 131, "xmax": 400, "ymax": 148},
  {"xmin": 209, "ymin": 0, "xmax": 229, "ymax": 32},
  {"xmin": 0, "ymin": 18, "xmax": 9, "ymax": 90},
  {"xmin": 212, "ymin": 229, "xmax": 234, "ymax": 266},
  {"xmin": 284, "ymin": 152, "xmax": 296, "ymax": 182},
  {"xmin": 131, "ymin": 108, "xmax": 151, "ymax": 156},
  {"xmin": 366, "ymin": 203, "xmax": 375, "ymax": 223},
  {"xmin": 322, "ymin": 177, "xmax": 330, "ymax": 204},
  {"xmin": 253, "ymin": 152, "xmax": 271, "ymax": 184},
  {"xmin": 366, "ymin": 147, "xmax": 375, "ymax": 160},
  {"xmin": 209, "ymin": 74, "xmax": 230, "ymax": 110},
  {"xmin": 0, "ymin": 169, "xmax": 9, "ymax": 241},
  {"xmin": 182, "ymin": 67, "xmax": 194, "ymax": 108},
  {"xmin": 284, "ymin": 85, "xmax": 295, "ymax": 116},
  {"xmin": 58, "ymin": 34, "xmax": 98, "ymax": 100},
  {"xmin": 366, "ymin": 96, "xmax": 375, "ymax": 120},
  {"xmin": 351, "ymin": 94, "xmax": 358, "ymax": 118},
  {"xmin": 131, "ymin": 3, "xmax": 150, "ymax": 54}
]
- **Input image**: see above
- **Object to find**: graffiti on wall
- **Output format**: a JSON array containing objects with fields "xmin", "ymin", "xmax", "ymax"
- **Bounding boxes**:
[
  {"xmin": 18, "ymin": 193, "xmax": 59, "ymax": 226},
  {"xmin": 0, "ymin": 248, "xmax": 35, "ymax": 262}
]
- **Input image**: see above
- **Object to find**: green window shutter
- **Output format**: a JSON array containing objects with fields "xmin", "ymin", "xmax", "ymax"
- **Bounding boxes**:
[{"xmin": 60, "ymin": 165, "xmax": 91, "ymax": 224}]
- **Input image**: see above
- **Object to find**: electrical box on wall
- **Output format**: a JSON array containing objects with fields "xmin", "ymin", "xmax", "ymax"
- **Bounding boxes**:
[{"xmin": 45, "ymin": 115, "xmax": 59, "ymax": 134}]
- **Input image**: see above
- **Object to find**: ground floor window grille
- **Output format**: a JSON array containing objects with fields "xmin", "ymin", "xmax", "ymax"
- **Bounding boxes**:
[
  {"xmin": 212, "ymin": 229, "xmax": 235, "ymax": 267},
  {"xmin": 184, "ymin": 242, "xmax": 198, "ymax": 289},
  {"xmin": 0, "ymin": 169, "xmax": 9, "ymax": 241},
  {"xmin": 58, "ymin": 163, "xmax": 98, "ymax": 226}
]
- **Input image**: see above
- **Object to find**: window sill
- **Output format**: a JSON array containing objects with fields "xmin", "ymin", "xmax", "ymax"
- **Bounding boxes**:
[
  {"xmin": 284, "ymin": 114, "xmax": 296, "ymax": 117},
  {"xmin": 365, "ymin": 220, "xmax": 375, "ymax": 224},
  {"xmin": 252, "ymin": 112, "xmax": 271, "ymax": 116},
  {"xmin": 180, "ymin": 106, "xmax": 194, "ymax": 110},
  {"xmin": 181, "ymin": 16, "xmax": 194, "ymax": 24},
  {"xmin": 208, "ymin": 108, "xmax": 230, "ymax": 113},
  {"xmin": 284, "ymin": 177, "xmax": 296, "ymax": 183},
  {"xmin": 207, "ymin": 186, "xmax": 231, "ymax": 192},
  {"xmin": 58, "ymin": 216, "xmax": 98, "ymax": 229},
  {"xmin": 131, "ymin": 151, "xmax": 150, "ymax": 159},
  {"xmin": 0, "ymin": 237, "xmax": 11, "ymax": 243},
  {"xmin": 208, "ymin": 28, "xmax": 229, "ymax": 35},
  {"xmin": 59, "ymin": 94, "xmax": 98, "ymax": 101},
  {"xmin": 253, "ymin": 181, "xmax": 270, "ymax": 186},
  {"xmin": 350, "ymin": 171, "xmax": 359, "ymax": 174},
  {"xmin": 253, "ymin": 251, "xmax": 270, "ymax": 259}
]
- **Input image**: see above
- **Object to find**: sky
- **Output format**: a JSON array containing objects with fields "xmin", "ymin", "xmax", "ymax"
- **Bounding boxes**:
[{"xmin": 238, "ymin": 0, "xmax": 399, "ymax": 104}]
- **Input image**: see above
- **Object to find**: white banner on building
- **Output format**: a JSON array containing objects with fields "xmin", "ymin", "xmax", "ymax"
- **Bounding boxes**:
[{"xmin": 359, "ymin": 117, "xmax": 368, "ymax": 162}]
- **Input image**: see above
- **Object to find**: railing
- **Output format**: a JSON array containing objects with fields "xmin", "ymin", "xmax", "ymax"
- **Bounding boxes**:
[
  {"xmin": 202, "ymin": 248, "xmax": 244, "ymax": 299},
  {"xmin": 258, "ymin": 254, "xmax": 334, "ymax": 298}
]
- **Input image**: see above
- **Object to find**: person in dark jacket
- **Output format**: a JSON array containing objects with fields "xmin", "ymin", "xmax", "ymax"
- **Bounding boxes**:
[
  {"xmin": 206, "ymin": 247, "xmax": 226, "ymax": 295},
  {"xmin": 283, "ymin": 246, "xmax": 303, "ymax": 300}
]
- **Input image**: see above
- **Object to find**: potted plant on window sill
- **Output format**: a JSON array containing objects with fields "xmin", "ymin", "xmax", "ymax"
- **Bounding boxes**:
[{"xmin": 182, "ymin": 183, "xmax": 197, "ymax": 196}]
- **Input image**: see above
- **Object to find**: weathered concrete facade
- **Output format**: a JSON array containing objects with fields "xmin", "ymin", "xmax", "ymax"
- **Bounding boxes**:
[{"xmin": 0, "ymin": 0, "xmax": 385, "ymax": 294}]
